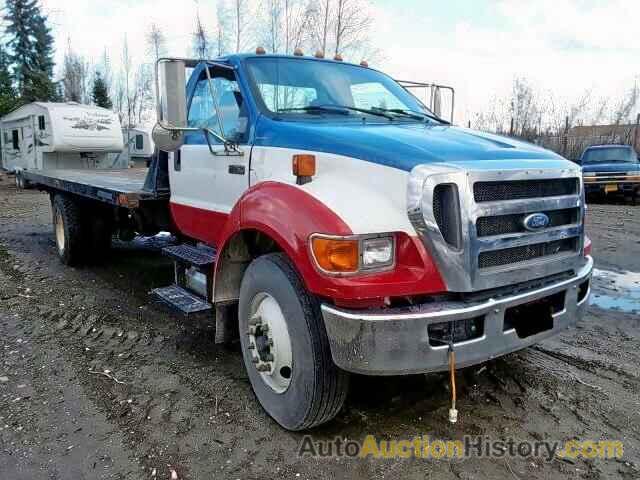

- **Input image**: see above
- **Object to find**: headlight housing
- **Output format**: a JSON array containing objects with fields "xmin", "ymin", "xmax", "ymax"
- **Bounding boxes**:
[{"xmin": 310, "ymin": 234, "xmax": 395, "ymax": 275}]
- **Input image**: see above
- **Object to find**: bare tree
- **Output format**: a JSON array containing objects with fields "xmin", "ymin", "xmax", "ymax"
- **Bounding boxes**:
[
  {"xmin": 61, "ymin": 39, "xmax": 90, "ymax": 103},
  {"xmin": 259, "ymin": 0, "xmax": 312, "ymax": 54},
  {"xmin": 215, "ymin": 1, "xmax": 232, "ymax": 56},
  {"xmin": 192, "ymin": 11, "xmax": 212, "ymax": 59},
  {"xmin": 333, "ymin": 0, "xmax": 372, "ymax": 57},
  {"xmin": 121, "ymin": 35, "xmax": 134, "ymax": 129},
  {"xmin": 146, "ymin": 23, "xmax": 167, "ymax": 64},
  {"xmin": 308, "ymin": 0, "xmax": 332, "ymax": 54},
  {"xmin": 220, "ymin": 0, "xmax": 251, "ymax": 53}
]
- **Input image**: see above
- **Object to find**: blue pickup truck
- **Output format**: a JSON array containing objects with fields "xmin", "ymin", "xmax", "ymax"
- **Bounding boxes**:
[{"xmin": 580, "ymin": 144, "xmax": 640, "ymax": 201}]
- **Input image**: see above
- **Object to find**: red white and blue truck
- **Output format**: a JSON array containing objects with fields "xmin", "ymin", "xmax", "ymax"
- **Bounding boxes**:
[{"xmin": 20, "ymin": 52, "xmax": 593, "ymax": 431}]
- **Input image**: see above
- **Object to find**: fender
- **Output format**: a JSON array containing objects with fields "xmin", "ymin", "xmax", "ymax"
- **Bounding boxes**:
[{"xmin": 213, "ymin": 181, "xmax": 446, "ymax": 304}]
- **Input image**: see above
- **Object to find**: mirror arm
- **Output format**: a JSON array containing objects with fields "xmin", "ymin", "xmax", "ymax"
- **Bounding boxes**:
[{"xmin": 202, "ymin": 128, "xmax": 244, "ymax": 156}]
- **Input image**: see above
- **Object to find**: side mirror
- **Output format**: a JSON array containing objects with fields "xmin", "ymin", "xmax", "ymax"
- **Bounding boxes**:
[{"xmin": 153, "ymin": 59, "xmax": 187, "ymax": 152}]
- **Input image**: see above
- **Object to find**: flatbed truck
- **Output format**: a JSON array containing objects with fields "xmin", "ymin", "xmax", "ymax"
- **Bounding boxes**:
[{"xmin": 22, "ymin": 52, "xmax": 593, "ymax": 431}]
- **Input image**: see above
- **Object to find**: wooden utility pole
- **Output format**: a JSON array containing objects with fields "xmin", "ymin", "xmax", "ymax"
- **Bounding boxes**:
[{"xmin": 634, "ymin": 113, "xmax": 640, "ymax": 151}]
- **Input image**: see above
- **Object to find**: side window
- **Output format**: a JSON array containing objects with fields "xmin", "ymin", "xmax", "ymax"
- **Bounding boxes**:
[
  {"xmin": 351, "ymin": 82, "xmax": 406, "ymax": 110},
  {"xmin": 186, "ymin": 70, "xmax": 247, "ymax": 144},
  {"xmin": 38, "ymin": 115, "xmax": 46, "ymax": 130},
  {"xmin": 12, "ymin": 129, "xmax": 19, "ymax": 150},
  {"xmin": 135, "ymin": 134, "xmax": 144, "ymax": 150}
]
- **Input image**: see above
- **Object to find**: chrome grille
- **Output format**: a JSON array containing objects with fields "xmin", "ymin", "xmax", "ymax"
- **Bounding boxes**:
[
  {"xmin": 474, "ymin": 178, "xmax": 578, "ymax": 202},
  {"xmin": 478, "ymin": 238, "xmax": 577, "ymax": 269},
  {"xmin": 407, "ymin": 162, "xmax": 584, "ymax": 292},
  {"xmin": 476, "ymin": 208, "xmax": 579, "ymax": 237}
]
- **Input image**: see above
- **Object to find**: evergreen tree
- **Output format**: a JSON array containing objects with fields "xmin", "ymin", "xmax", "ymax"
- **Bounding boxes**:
[
  {"xmin": 0, "ymin": 45, "xmax": 19, "ymax": 116},
  {"xmin": 4, "ymin": 0, "xmax": 57, "ymax": 102},
  {"xmin": 91, "ymin": 72, "xmax": 112, "ymax": 109},
  {"xmin": 30, "ymin": 13, "xmax": 58, "ymax": 101}
]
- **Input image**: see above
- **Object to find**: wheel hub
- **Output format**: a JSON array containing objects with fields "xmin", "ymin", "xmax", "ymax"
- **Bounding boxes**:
[{"xmin": 247, "ymin": 293, "xmax": 293, "ymax": 393}]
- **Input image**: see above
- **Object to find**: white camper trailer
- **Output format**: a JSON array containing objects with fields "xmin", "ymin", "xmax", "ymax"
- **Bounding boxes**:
[
  {"xmin": 0, "ymin": 102, "xmax": 125, "ymax": 186},
  {"xmin": 110, "ymin": 127, "xmax": 155, "ymax": 168}
]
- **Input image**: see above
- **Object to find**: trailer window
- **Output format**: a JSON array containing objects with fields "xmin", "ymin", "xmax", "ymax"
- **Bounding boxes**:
[
  {"xmin": 135, "ymin": 134, "xmax": 143, "ymax": 150},
  {"xmin": 12, "ymin": 129, "xmax": 19, "ymax": 150},
  {"xmin": 38, "ymin": 115, "xmax": 46, "ymax": 130}
]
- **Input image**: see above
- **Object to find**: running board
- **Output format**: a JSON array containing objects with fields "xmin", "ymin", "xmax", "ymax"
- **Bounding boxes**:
[
  {"xmin": 162, "ymin": 244, "xmax": 217, "ymax": 269},
  {"xmin": 151, "ymin": 285, "xmax": 212, "ymax": 315}
]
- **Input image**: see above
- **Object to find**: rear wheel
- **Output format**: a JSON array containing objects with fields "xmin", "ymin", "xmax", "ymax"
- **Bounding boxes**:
[
  {"xmin": 52, "ymin": 194, "xmax": 85, "ymax": 266},
  {"xmin": 239, "ymin": 253, "xmax": 349, "ymax": 431}
]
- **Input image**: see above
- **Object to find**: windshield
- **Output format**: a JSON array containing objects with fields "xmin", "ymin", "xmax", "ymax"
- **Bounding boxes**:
[
  {"xmin": 245, "ymin": 57, "xmax": 433, "ymax": 121},
  {"xmin": 582, "ymin": 147, "xmax": 637, "ymax": 163}
]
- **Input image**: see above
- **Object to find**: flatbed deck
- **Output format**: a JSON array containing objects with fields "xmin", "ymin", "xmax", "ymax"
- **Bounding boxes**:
[{"xmin": 23, "ymin": 168, "xmax": 169, "ymax": 207}]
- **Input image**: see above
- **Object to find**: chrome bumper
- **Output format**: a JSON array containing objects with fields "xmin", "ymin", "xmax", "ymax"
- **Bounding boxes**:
[{"xmin": 322, "ymin": 256, "xmax": 593, "ymax": 375}]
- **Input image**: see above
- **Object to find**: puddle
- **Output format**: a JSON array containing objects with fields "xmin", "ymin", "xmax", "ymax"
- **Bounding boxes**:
[{"xmin": 590, "ymin": 268, "xmax": 640, "ymax": 313}]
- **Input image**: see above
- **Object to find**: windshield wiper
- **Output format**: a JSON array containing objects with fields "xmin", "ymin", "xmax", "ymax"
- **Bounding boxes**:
[
  {"xmin": 373, "ymin": 107, "xmax": 450, "ymax": 125},
  {"xmin": 278, "ymin": 104, "xmax": 395, "ymax": 119},
  {"xmin": 277, "ymin": 105, "xmax": 351, "ymax": 115}
]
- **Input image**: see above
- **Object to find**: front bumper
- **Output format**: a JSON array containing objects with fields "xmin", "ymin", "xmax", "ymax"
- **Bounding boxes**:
[
  {"xmin": 583, "ymin": 176, "xmax": 640, "ymax": 194},
  {"xmin": 322, "ymin": 256, "xmax": 593, "ymax": 375}
]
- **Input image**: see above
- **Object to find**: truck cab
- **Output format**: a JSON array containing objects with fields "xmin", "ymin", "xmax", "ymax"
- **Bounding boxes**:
[{"xmin": 37, "ymin": 52, "xmax": 593, "ymax": 431}]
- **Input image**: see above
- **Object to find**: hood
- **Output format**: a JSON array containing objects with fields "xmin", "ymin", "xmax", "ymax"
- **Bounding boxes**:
[
  {"xmin": 581, "ymin": 161, "xmax": 640, "ymax": 173},
  {"xmin": 254, "ymin": 117, "xmax": 567, "ymax": 172}
]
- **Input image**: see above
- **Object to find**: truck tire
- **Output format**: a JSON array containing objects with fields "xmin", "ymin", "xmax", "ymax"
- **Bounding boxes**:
[
  {"xmin": 52, "ymin": 195, "xmax": 85, "ymax": 266},
  {"xmin": 238, "ymin": 253, "xmax": 349, "ymax": 431}
]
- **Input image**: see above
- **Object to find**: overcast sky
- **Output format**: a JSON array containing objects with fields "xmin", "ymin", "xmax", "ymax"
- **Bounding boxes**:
[{"xmin": 39, "ymin": 0, "xmax": 640, "ymax": 125}]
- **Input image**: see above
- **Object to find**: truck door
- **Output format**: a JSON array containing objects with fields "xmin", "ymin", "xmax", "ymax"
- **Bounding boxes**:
[{"xmin": 169, "ymin": 64, "xmax": 251, "ymax": 246}]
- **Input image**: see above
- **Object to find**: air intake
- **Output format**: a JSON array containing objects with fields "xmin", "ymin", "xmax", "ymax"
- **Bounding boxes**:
[{"xmin": 433, "ymin": 183, "xmax": 462, "ymax": 249}]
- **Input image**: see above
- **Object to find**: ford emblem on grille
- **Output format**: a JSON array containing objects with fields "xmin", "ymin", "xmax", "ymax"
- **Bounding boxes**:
[{"xmin": 523, "ymin": 213, "xmax": 550, "ymax": 231}]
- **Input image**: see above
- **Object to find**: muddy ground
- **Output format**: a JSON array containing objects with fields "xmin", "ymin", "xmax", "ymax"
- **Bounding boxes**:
[{"xmin": 0, "ymin": 170, "xmax": 639, "ymax": 480}]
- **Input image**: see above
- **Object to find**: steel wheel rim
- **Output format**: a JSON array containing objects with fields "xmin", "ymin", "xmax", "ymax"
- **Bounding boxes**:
[
  {"xmin": 247, "ymin": 292, "xmax": 293, "ymax": 394},
  {"xmin": 55, "ymin": 211, "xmax": 65, "ymax": 254}
]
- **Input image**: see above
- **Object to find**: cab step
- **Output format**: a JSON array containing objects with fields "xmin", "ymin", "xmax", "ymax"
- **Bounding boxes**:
[
  {"xmin": 162, "ymin": 244, "xmax": 217, "ymax": 268},
  {"xmin": 151, "ymin": 284, "xmax": 212, "ymax": 315}
]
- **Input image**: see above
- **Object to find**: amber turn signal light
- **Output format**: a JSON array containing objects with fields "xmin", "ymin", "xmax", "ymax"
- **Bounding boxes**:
[
  {"xmin": 292, "ymin": 154, "xmax": 316, "ymax": 177},
  {"xmin": 311, "ymin": 237, "xmax": 359, "ymax": 273}
]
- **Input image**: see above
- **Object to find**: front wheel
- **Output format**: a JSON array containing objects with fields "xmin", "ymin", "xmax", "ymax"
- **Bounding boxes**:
[{"xmin": 239, "ymin": 253, "xmax": 349, "ymax": 431}]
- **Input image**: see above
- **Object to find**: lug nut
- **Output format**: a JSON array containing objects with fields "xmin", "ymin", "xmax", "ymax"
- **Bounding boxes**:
[{"xmin": 248, "ymin": 344, "xmax": 255, "ymax": 350}]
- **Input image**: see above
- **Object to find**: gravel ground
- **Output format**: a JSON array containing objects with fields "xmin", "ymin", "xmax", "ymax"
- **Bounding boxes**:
[{"xmin": 1, "ymin": 170, "xmax": 639, "ymax": 480}]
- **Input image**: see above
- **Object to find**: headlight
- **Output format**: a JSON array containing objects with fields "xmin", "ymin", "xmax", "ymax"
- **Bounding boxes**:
[
  {"xmin": 310, "ymin": 234, "xmax": 395, "ymax": 275},
  {"xmin": 362, "ymin": 236, "xmax": 394, "ymax": 269},
  {"xmin": 582, "ymin": 172, "xmax": 596, "ymax": 177}
]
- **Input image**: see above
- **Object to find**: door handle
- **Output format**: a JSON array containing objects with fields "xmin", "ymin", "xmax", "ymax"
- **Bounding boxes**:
[{"xmin": 228, "ymin": 164, "xmax": 246, "ymax": 175}]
